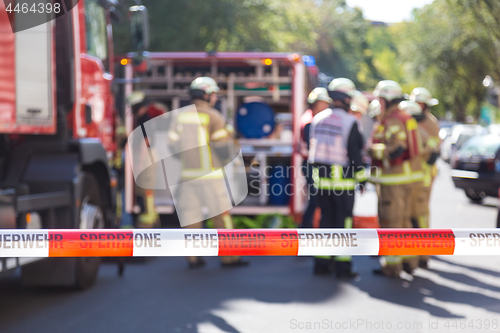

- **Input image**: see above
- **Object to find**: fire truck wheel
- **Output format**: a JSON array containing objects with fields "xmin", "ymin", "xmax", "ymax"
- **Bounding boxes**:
[{"xmin": 75, "ymin": 172, "xmax": 105, "ymax": 290}]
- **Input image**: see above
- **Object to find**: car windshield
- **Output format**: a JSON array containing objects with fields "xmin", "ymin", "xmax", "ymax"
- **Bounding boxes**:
[
  {"xmin": 451, "ymin": 125, "xmax": 483, "ymax": 141},
  {"xmin": 455, "ymin": 134, "xmax": 473, "ymax": 148},
  {"xmin": 459, "ymin": 135, "xmax": 500, "ymax": 156}
]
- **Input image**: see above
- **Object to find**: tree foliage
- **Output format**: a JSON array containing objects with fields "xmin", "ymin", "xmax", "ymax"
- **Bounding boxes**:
[
  {"xmin": 394, "ymin": 0, "xmax": 500, "ymax": 121},
  {"xmin": 113, "ymin": 0, "xmax": 379, "ymax": 89},
  {"xmin": 112, "ymin": 0, "xmax": 500, "ymax": 121}
]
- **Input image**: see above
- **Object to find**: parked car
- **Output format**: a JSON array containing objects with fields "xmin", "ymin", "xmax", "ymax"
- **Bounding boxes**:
[
  {"xmin": 497, "ymin": 187, "xmax": 500, "ymax": 227},
  {"xmin": 487, "ymin": 124, "xmax": 500, "ymax": 135},
  {"xmin": 441, "ymin": 124, "xmax": 485, "ymax": 163},
  {"xmin": 451, "ymin": 135, "xmax": 500, "ymax": 202}
]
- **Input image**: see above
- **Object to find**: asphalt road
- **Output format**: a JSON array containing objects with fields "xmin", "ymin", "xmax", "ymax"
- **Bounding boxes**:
[{"xmin": 1, "ymin": 160, "xmax": 500, "ymax": 333}]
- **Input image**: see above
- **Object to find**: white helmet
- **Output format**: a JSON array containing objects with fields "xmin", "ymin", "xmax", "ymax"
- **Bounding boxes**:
[
  {"xmin": 127, "ymin": 91, "xmax": 146, "ymax": 106},
  {"xmin": 307, "ymin": 87, "xmax": 332, "ymax": 104},
  {"xmin": 190, "ymin": 77, "xmax": 220, "ymax": 94},
  {"xmin": 373, "ymin": 80, "xmax": 404, "ymax": 102},
  {"xmin": 398, "ymin": 100, "xmax": 422, "ymax": 116},
  {"xmin": 410, "ymin": 87, "xmax": 439, "ymax": 106},
  {"xmin": 368, "ymin": 100, "xmax": 382, "ymax": 118},
  {"xmin": 328, "ymin": 78, "xmax": 356, "ymax": 95},
  {"xmin": 350, "ymin": 91, "xmax": 369, "ymax": 115}
]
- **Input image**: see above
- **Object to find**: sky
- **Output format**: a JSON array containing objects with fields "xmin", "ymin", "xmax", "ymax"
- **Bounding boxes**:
[{"xmin": 345, "ymin": 0, "xmax": 435, "ymax": 23}]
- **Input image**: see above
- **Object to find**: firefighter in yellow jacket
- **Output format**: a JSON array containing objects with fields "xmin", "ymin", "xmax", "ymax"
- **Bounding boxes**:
[
  {"xmin": 171, "ymin": 77, "xmax": 248, "ymax": 268},
  {"xmin": 409, "ymin": 87, "xmax": 441, "ymax": 268},
  {"xmin": 367, "ymin": 80, "xmax": 424, "ymax": 277},
  {"xmin": 400, "ymin": 100, "xmax": 433, "ymax": 268}
]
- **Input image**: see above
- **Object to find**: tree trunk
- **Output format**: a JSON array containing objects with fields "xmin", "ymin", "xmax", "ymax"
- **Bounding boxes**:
[{"xmin": 455, "ymin": 99, "xmax": 466, "ymax": 123}]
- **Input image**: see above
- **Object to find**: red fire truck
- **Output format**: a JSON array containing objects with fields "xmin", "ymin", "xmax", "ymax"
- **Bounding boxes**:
[{"xmin": 0, "ymin": 0, "xmax": 148, "ymax": 288}]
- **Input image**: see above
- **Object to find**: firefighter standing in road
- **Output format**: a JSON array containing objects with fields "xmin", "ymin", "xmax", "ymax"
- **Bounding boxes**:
[
  {"xmin": 367, "ymin": 80, "xmax": 424, "ymax": 277},
  {"xmin": 127, "ymin": 91, "xmax": 168, "ymax": 228},
  {"xmin": 300, "ymin": 88, "xmax": 332, "ymax": 228},
  {"xmin": 366, "ymin": 99, "xmax": 384, "ymax": 224},
  {"xmin": 171, "ymin": 77, "xmax": 248, "ymax": 269},
  {"xmin": 308, "ymin": 78, "xmax": 367, "ymax": 278},
  {"xmin": 399, "ymin": 101, "xmax": 430, "ymax": 267},
  {"xmin": 409, "ymin": 87, "xmax": 441, "ymax": 268}
]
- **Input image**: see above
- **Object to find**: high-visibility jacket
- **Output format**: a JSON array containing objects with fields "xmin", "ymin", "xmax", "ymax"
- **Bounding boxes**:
[
  {"xmin": 169, "ymin": 100, "xmax": 234, "ymax": 180},
  {"xmin": 309, "ymin": 108, "xmax": 367, "ymax": 190},
  {"xmin": 368, "ymin": 105, "xmax": 424, "ymax": 185},
  {"xmin": 412, "ymin": 111, "xmax": 440, "ymax": 187},
  {"xmin": 420, "ymin": 112, "xmax": 441, "ymax": 178},
  {"xmin": 415, "ymin": 124, "xmax": 433, "ymax": 187}
]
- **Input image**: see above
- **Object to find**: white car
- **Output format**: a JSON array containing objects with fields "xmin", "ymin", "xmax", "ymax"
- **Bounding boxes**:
[{"xmin": 441, "ymin": 124, "xmax": 485, "ymax": 163}]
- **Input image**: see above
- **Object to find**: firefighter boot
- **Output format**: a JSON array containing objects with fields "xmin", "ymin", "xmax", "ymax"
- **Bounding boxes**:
[
  {"xmin": 313, "ymin": 257, "xmax": 335, "ymax": 275},
  {"xmin": 335, "ymin": 260, "xmax": 358, "ymax": 279}
]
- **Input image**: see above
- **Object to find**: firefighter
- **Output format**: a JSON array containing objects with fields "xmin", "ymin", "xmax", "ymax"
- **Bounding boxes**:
[
  {"xmin": 300, "ymin": 88, "xmax": 332, "ymax": 228},
  {"xmin": 127, "ymin": 91, "xmax": 168, "ymax": 228},
  {"xmin": 172, "ymin": 77, "xmax": 248, "ymax": 268},
  {"xmin": 409, "ymin": 87, "xmax": 441, "ymax": 268},
  {"xmin": 308, "ymin": 78, "xmax": 366, "ymax": 278},
  {"xmin": 367, "ymin": 80, "xmax": 424, "ymax": 277},
  {"xmin": 410, "ymin": 87, "xmax": 441, "ymax": 182},
  {"xmin": 399, "ymin": 101, "xmax": 430, "ymax": 267},
  {"xmin": 366, "ymin": 99, "xmax": 384, "ymax": 228}
]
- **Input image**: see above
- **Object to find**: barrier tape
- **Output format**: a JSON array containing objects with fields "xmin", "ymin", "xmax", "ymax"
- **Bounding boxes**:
[{"xmin": 0, "ymin": 229, "xmax": 498, "ymax": 257}]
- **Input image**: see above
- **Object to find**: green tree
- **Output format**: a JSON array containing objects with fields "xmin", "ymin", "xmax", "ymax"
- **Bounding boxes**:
[
  {"xmin": 365, "ymin": 24, "xmax": 404, "ymax": 90},
  {"xmin": 397, "ymin": 0, "xmax": 494, "ymax": 121},
  {"xmin": 112, "ymin": 0, "xmax": 384, "ymax": 91},
  {"xmin": 308, "ymin": 0, "xmax": 380, "ymax": 89},
  {"xmin": 448, "ymin": 0, "xmax": 500, "ymax": 80},
  {"xmin": 113, "ymin": 0, "xmax": 315, "ymax": 54}
]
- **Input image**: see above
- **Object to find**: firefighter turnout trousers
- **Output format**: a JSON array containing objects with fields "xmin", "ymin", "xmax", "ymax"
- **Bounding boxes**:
[
  {"xmin": 369, "ymin": 106, "xmax": 423, "ymax": 277},
  {"xmin": 379, "ymin": 182, "xmax": 420, "ymax": 276},
  {"xmin": 410, "ymin": 163, "xmax": 433, "ymax": 264},
  {"xmin": 313, "ymin": 164, "xmax": 363, "ymax": 274},
  {"xmin": 177, "ymin": 179, "xmax": 240, "ymax": 265}
]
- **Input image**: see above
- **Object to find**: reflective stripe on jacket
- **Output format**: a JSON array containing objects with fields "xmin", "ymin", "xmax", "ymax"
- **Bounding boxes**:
[{"xmin": 368, "ymin": 105, "xmax": 423, "ymax": 185}]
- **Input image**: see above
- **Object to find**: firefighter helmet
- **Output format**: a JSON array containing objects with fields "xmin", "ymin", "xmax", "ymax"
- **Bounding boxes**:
[
  {"xmin": 190, "ymin": 77, "xmax": 220, "ymax": 94},
  {"xmin": 350, "ymin": 91, "xmax": 369, "ymax": 114},
  {"xmin": 145, "ymin": 102, "xmax": 168, "ymax": 117},
  {"xmin": 127, "ymin": 91, "xmax": 146, "ymax": 106},
  {"xmin": 328, "ymin": 78, "xmax": 356, "ymax": 95},
  {"xmin": 368, "ymin": 100, "xmax": 382, "ymax": 118},
  {"xmin": 398, "ymin": 100, "xmax": 422, "ymax": 116},
  {"xmin": 307, "ymin": 87, "xmax": 332, "ymax": 104},
  {"xmin": 373, "ymin": 80, "xmax": 404, "ymax": 102},
  {"xmin": 410, "ymin": 87, "xmax": 439, "ymax": 106}
]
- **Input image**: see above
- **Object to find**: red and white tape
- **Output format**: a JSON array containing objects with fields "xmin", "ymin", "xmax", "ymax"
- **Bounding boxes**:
[{"xmin": 0, "ymin": 229, "xmax": 498, "ymax": 257}]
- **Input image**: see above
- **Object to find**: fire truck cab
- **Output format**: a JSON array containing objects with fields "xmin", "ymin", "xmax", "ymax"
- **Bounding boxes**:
[{"xmin": 0, "ymin": 0, "xmax": 148, "ymax": 288}]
